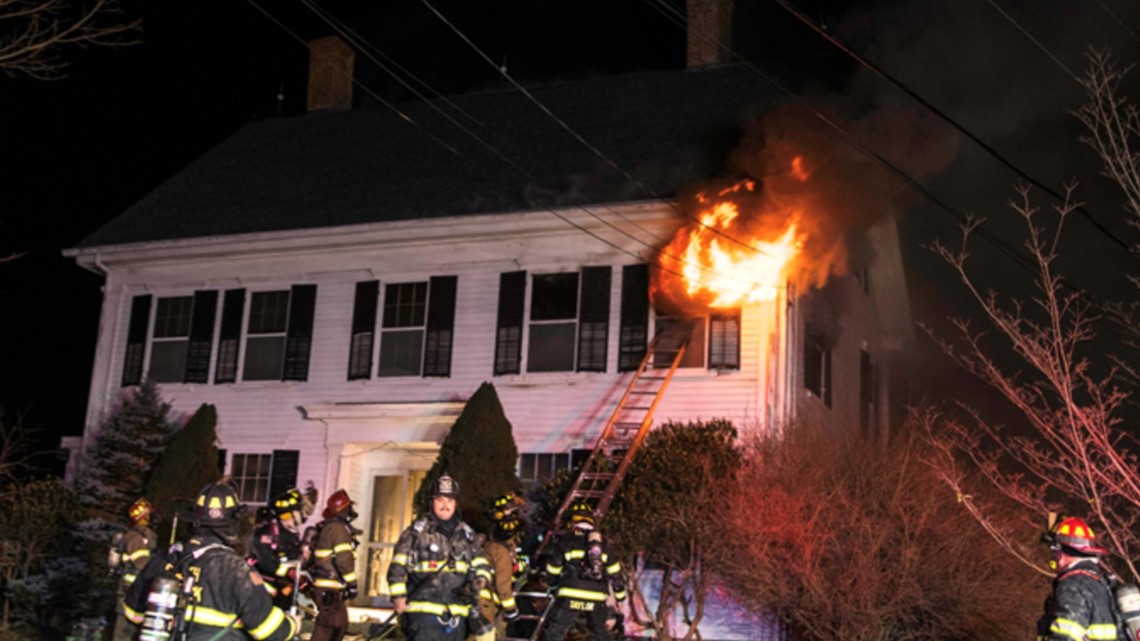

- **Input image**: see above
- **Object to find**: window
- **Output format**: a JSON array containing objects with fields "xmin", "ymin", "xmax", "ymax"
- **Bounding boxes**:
[
  {"xmin": 244, "ymin": 291, "xmax": 290, "ymax": 381},
  {"xmin": 517, "ymin": 450, "xmax": 590, "ymax": 489},
  {"xmin": 495, "ymin": 268, "xmax": 612, "ymax": 375},
  {"xmin": 653, "ymin": 311, "xmax": 740, "ymax": 371},
  {"xmin": 348, "ymin": 277, "xmax": 458, "ymax": 379},
  {"xmin": 231, "ymin": 453, "xmax": 273, "ymax": 503},
  {"xmin": 804, "ymin": 326, "xmax": 832, "ymax": 407},
  {"xmin": 379, "ymin": 282, "xmax": 427, "ymax": 376},
  {"xmin": 708, "ymin": 312, "xmax": 741, "ymax": 370},
  {"xmin": 230, "ymin": 450, "xmax": 299, "ymax": 504},
  {"xmin": 121, "ymin": 291, "xmax": 219, "ymax": 387},
  {"xmin": 529, "ymin": 273, "xmax": 579, "ymax": 372},
  {"xmin": 860, "ymin": 349, "xmax": 877, "ymax": 436},
  {"xmin": 149, "ymin": 296, "xmax": 193, "ymax": 383},
  {"xmin": 240, "ymin": 285, "xmax": 317, "ymax": 382}
]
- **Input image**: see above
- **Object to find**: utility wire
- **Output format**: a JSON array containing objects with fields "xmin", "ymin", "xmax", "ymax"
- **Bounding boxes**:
[
  {"xmin": 773, "ymin": 0, "xmax": 1134, "ymax": 253},
  {"xmin": 417, "ymin": 0, "xmax": 781, "ymax": 260},
  {"xmin": 294, "ymin": 0, "xmax": 767, "ymax": 290},
  {"xmin": 982, "ymin": 0, "xmax": 1081, "ymax": 82},
  {"xmin": 243, "ymin": 0, "xmax": 462, "ymax": 157},
  {"xmin": 1091, "ymin": 0, "xmax": 1140, "ymax": 44},
  {"xmin": 642, "ymin": 0, "xmax": 1127, "ymax": 321},
  {"xmin": 253, "ymin": 0, "xmax": 777, "ymax": 293}
]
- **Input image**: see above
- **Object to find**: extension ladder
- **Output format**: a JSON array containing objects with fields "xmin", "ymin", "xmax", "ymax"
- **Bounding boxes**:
[{"xmin": 505, "ymin": 330, "xmax": 690, "ymax": 641}]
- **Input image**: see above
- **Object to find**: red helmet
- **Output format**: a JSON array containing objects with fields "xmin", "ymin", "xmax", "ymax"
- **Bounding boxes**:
[
  {"xmin": 323, "ymin": 489, "xmax": 354, "ymax": 519},
  {"xmin": 1052, "ymin": 517, "xmax": 1107, "ymax": 556}
]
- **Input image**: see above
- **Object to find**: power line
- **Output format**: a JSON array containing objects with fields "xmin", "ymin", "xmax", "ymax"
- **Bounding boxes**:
[
  {"xmin": 981, "ymin": 0, "xmax": 1081, "ymax": 83},
  {"xmin": 772, "ymin": 0, "xmax": 1134, "ymax": 253},
  {"xmin": 416, "ymin": 0, "xmax": 782, "ymax": 260},
  {"xmin": 1091, "ymin": 0, "xmax": 1140, "ymax": 44},
  {"xmin": 243, "ymin": 0, "xmax": 462, "ymax": 157},
  {"xmin": 251, "ymin": 0, "xmax": 784, "ymax": 296}
]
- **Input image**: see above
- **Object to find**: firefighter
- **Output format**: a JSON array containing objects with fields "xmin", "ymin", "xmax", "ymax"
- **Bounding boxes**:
[
  {"xmin": 1037, "ymin": 516, "xmax": 1119, "ymax": 641},
  {"xmin": 389, "ymin": 474, "xmax": 494, "ymax": 641},
  {"xmin": 121, "ymin": 481, "xmax": 299, "ymax": 640},
  {"xmin": 310, "ymin": 488, "xmax": 360, "ymax": 641},
  {"xmin": 543, "ymin": 500, "xmax": 626, "ymax": 641},
  {"xmin": 109, "ymin": 497, "xmax": 157, "ymax": 641},
  {"xmin": 249, "ymin": 488, "xmax": 309, "ymax": 610},
  {"xmin": 479, "ymin": 493, "xmax": 525, "ymax": 638}
]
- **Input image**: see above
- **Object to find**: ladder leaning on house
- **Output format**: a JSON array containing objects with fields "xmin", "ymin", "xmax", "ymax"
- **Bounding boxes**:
[{"xmin": 505, "ymin": 331, "xmax": 690, "ymax": 641}]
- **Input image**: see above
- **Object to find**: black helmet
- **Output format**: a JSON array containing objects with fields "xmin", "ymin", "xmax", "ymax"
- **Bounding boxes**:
[
  {"xmin": 488, "ymin": 491, "xmax": 524, "ymax": 521},
  {"xmin": 273, "ymin": 488, "xmax": 304, "ymax": 518},
  {"xmin": 492, "ymin": 514, "xmax": 523, "ymax": 541},
  {"xmin": 565, "ymin": 500, "xmax": 595, "ymax": 529},
  {"xmin": 182, "ymin": 482, "xmax": 242, "ymax": 527},
  {"xmin": 431, "ymin": 474, "xmax": 460, "ymax": 499}
]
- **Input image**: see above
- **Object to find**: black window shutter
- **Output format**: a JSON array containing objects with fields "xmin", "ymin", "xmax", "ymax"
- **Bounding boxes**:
[
  {"xmin": 121, "ymin": 295, "xmax": 152, "ymax": 387},
  {"xmin": 217, "ymin": 449, "xmax": 228, "ymax": 476},
  {"xmin": 348, "ymin": 281, "xmax": 379, "ymax": 380},
  {"xmin": 183, "ymin": 290, "xmax": 219, "ymax": 384},
  {"xmin": 424, "ymin": 276, "xmax": 458, "ymax": 377},
  {"xmin": 215, "ymin": 289, "xmax": 245, "ymax": 384},
  {"xmin": 618, "ymin": 264, "xmax": 649, "ymax": 371},
  {"xmin": 283, "ymin": 284, "xmax": 317, "ymax": 381},
  {"xmin": 267, "ymin": 450, "xmax": 300, "ymax": 501},
  {"xmin": 577, "ymin": 266, "xmax": 611, "ymax": 372},
  {"xmin": 494, "ymin": 271, "xmax": 526, "ymax": 376}
]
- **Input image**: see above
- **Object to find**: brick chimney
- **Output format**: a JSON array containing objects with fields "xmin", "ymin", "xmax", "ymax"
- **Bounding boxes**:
[
  {"xmin": 307, "ymin": 36, "xmax": 355, "ymax": 112},
  {"xmin": 687, "ymin": 0, "xmax": 734, "ymax": 68}
]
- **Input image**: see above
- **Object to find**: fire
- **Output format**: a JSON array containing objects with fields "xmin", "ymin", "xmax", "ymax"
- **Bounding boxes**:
[{"xmin": 654, "ymin": 180, "xmax": 804, "ymax": 313}]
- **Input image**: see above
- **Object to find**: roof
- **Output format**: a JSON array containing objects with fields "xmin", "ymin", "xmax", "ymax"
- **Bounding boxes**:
[{"xmin": 78, "ymin": 65, "xmax": 775, "ymax": 248}]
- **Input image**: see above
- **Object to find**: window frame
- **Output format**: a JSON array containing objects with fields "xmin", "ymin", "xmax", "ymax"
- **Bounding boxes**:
[
  {"xmin": 377, "ymin": 281, "xmax": 429, "ymax": 378},
  {"xmin": 230, "ymin": 452, "xmax": 274, "ymax": 503},
  {"xmin": 242, "ymin": 289, "xmax": 292, "ymax": 382},
  {"xmin": 803, "ymin": 326, "xmax": 833, "ymax": 408},
  {"xmin": 147, "ymin": 295, "xmax": 194, "ymax": 383},
  {"xmin": 527, "ymin": 272, "xmax": 581, "ymax": 373}
]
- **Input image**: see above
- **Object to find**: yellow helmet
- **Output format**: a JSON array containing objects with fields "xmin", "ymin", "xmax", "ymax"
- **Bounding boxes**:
[{"xmin": 128, "ymin": 498, "xmax": 154, "ymax": 524}]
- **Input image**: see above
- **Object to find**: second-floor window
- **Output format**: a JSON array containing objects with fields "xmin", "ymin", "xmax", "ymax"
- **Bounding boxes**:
[
  {"xmin": 653, "ymin": 311, "xmax": 741, "ymax": 370},
  {"xmin": 804, "ymin": 325, "xmax": 833, "ymax": 407},
  {"xmin": 149, "ymin": 296, "xmax": 193, "ymax": 383},
  {"xmin": 346, "ymin": 276, "xmax": 458, "ymax": 379},
  {"xmin": 494, "ymin": 267, "xmax": 612, "ymax": 375}
]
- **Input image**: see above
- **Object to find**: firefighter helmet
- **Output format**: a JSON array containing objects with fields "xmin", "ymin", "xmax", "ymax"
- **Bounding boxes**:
[
  {"xmin": 488, "ymin": 491, "xmax": 524, "ymax": 521},
  {"xmin": 430, "ymin": 474, "xmax": 460, "ymax": 499},
  {"xmin": 185, "ymin": 482, "xmax": 241, "ymax": 526},
  {"xmin": 128, "ymin": 498, "xmax": 155, "ymax": 524},
  {"xmin": 565, "ymin": 500, "xmax": 595, "ymax": 528},
  {"xmin": 273, "ymin": 488, "xmax": 304, "ymax": 519},
  {"xmin": 1052, "ymin": 516, "xmax": 1107, "ymax": 556},
  {"xmin": 322, "ymin": 489, "xmax": 354, "ymax": 520},
  {"xmin": 493, "ymin": 513, "xmax": 523, "ymax": 540}
]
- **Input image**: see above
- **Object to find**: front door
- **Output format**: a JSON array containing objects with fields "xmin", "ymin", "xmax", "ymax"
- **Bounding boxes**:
[{"xmin": 364, "ymin": 471, "xmax": 427, "ymax": 600}]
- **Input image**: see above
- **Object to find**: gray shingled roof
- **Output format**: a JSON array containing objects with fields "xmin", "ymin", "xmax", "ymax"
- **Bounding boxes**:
[{"xmin": 79, "ymin": 65, "xmax": 774, "ymax": 247}]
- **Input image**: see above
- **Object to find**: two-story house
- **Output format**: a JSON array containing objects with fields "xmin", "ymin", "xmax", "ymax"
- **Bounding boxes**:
[{"xmin": 64, "ymin": 1, "xmax": 912, "ymax": 612}]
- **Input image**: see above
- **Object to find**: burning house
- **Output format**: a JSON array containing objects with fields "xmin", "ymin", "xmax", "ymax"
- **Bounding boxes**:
[{"xmin": 63, "ymin": 2, "xmax": 919, "ymax": 631}]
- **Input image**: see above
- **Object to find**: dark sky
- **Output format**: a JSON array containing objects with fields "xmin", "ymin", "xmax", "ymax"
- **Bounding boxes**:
[{"xmin": 3, "ymin": 0, "xmax": 1139, "ymax": 470}]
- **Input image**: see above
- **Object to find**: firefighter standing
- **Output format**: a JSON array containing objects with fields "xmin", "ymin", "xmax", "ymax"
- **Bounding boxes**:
[
  {"xmin": 109, "ymin": 498, "xmax": 157, "ymax": 641},
  {"xmin": 121, "ymin": 482, "xmax": 299, "ymax": 641},
  {"xmin": 249, "ymin": 488, "xmax": 310, "ymax": 611},
  {"xmin": 310, "ymin": 489, "xmax": 360, "ymax": 641},
  {"xmin": 544, "ymin": 501, "xmax": 626, "ymax": 641},
  {"xmin": 1038, "ymin": 516, "xmax": 1119, "ymax": 641},
  {"xmin": 479, "ymin": 492, "xmax": 525, "ymax": 638},
  {"xmin": 389, "ymin": 474, "xmax": 494, "ymax": 641}
]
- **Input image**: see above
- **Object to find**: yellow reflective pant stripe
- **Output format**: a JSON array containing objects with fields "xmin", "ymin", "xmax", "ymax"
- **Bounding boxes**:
[
  {"xmin": 333, "ymin": 543, "xmax": 354, "ymax": 554},
  {"xmin": 390, "ymin": 582, "xmax": 407, "ymax": 596},
  {"xmin": 313, "ymin": 578, "xmax": 346, "ymax": 589},
  {"xmin": 557, "ymin": 587, "xmax": 607, "ymax": 601},
  {"xmin": 248, "ymin": 606, "xmax": 287, "ymax": 640},
  {"xmin": 546, "ymin": 565, "xmax": 563, "ymax": 575},
  {"xmin": 1050, "ymin": 618, "xmax": 1086, "ymax": 641},
  {"xmin": 122, "ymin": 603, "xmax": 145, "ymax": 625},
  {"xmin": 406, "ymin": 602, "xmax": 472, "ymax": 616}
]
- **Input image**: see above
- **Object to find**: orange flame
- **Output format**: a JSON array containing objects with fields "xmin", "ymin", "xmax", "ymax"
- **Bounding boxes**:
[{"xmin": 655, "ymin": 185, "xmax": 804, "ymax": 313}]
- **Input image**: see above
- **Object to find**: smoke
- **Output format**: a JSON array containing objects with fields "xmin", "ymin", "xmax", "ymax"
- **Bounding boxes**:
[{"xmin": 725, "ymin": 103, "xmax": 959, "ymax": 290}]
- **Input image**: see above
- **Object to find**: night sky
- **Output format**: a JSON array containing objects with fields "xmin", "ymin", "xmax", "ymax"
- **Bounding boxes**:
[{"xmin": 3, "ymin": 0, "xmax": 1139, "ymax": 471}]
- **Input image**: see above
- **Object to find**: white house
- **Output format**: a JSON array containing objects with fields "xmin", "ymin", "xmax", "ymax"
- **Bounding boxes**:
[{"xmin": 64, "ymin": 1, "xmax": 913, "ymax": 613}]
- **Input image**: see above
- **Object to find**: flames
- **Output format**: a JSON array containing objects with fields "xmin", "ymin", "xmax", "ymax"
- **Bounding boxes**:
[{"xmin": 653, "ymin": 174, "xmax": 805, "ymax": 314}]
